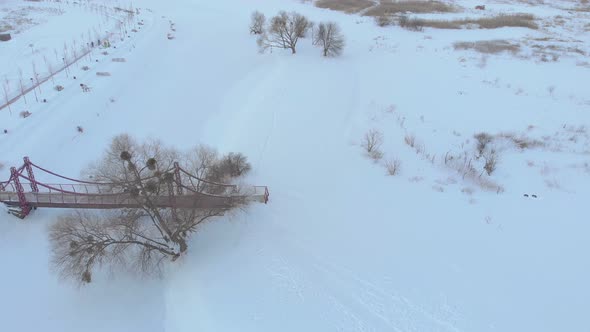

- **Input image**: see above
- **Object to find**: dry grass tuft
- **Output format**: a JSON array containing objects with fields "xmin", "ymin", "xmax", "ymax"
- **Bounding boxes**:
[
  {"xmin": 404, "ymin": 134, "xmax": 416, "ymax": 147},
  {"xmin": 454, "ymin": 40, "xmax": 521, "ymax": 54},
  {"xmin": 315, "ymin": 0, "xmax": 374, "ymax": 13},
  {"xmin": 410, "ymin": 14, "xmax": 538, "ymax": 30},
  {"xmin": 497, "ymin": 132, "xmax": 545, "ymax": 150},
  {"xmin": 364, "ymin": 1, "xmax": 456, "ymax": 16}
]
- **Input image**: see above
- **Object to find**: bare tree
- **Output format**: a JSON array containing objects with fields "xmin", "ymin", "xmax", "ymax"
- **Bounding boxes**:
[
  {"xmin": 314, "ymin": 22, "xmax": 345, "ymax": 57},
  {"xmin": 50, "ymin": 134, "xmax": 253, "ymax": 284},
  {"xmin": 71, "ymin": 40, "xmax": 79, "ymax": 68},
  {"xmin": 2, "ymin": 79, "xmax": 11, "ymax": 114},
  {"xmin": 31, "ymin": 61, "xmax": 42, "ymax": 94},
  {"xmin": 62, "ymin": 42, "xmax": 70, "ymax": 78},
  {"xmin": 17, "ymin": 68, "xmax": 27, "ymax": 104},
  {"xmin": 257, "ymin": 11, "xmax": 311, "ymax": 54},
  {"xmin": 43, "ymin": 55, "xmax": 55, "ymax": 85},
  {"xmin": 250, "ymin": 11, "xmax": 266, "ymax": 35}
]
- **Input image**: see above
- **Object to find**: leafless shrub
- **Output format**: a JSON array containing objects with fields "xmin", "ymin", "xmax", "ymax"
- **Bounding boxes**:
[
  {"xmin": 461, "ymin": 187, "xmax": 474, "ymax": 195},
  {"xmin": 257, "ymin": 11, "xmax": 311, "ymax": 54},
  {"xmin": 250, "ymin": 11, "xmax": 266, "ymax": 34},
  {"xmin": 362, "ymin": 129, "xmax": 384, "ymax": 153},
  {"xmin": 432, "ymin": 185, "xmax": 444, "ymax": 192},
  {"xmin": 454, "ymin": 40, "xmax": 520, "ymax": 54},
  {"xmin": 385, "ymin": 158, "xmax": 401, "ymax": 175},
  {"xmin": 51, "ymin": 134, "xmax": 252, "ymax": 284},
  {"xmin": 545, "ymin": 178, "xmax": 561, "ymax": 190},
  {"xmin": 375, "ymin": 15, "xmax": 392, "ymax": 27},
  {"xmin": 20, "ymin": 110, "xmax": 31, "ymax": 118},
  {"xmin": 443, "ymin": 152, "xmax": 504, "ymax": 192},
  {"xmin": 315, "ymin": 0, "xmax": 374, "ymax": 13},
  {"xmin": 483, "ymin": 149, "xmax": 498, "ymax": 175},
  {"xmin": 404, "ymin": 134, "xmax": 416, "ymax": 147},
  {"xmin": 77, "ymin": 126, "xmax": 84, "ymax": 133},
  {"xmin": 399, "ymin": 15, "xmax": 424, "ymax": 31},
  {"xmin": 409, "ymin": 176, "xmax": 424, "ymax": 182},
  {"xmin": 81, "ymin": 65, "xmax": 90, "ymax": 71},
  {"xmin": 55, "ymin": 85, "xmax": 64, "ymax": 91},
  {"xmin": 314, "ymin": 22, "xmax": 345, "ymax": 57},
  {"xmin": 369, "ymin": 149, "xmax": 384, "ymax": 161},
  {"xmin": 364, "ymin": 1, "xmax": 456, "ymax": 16}
]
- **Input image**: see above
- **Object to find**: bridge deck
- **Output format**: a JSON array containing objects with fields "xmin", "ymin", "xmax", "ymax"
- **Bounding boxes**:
[{"xmin": 0, "ymin": 192, "xmax": 266, "ymax": 210}]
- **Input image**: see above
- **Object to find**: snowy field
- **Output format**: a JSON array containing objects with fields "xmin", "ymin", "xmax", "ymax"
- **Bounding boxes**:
[{"xmin": 1, "ymin": 0, "xmax": 589, "ymax": 331}]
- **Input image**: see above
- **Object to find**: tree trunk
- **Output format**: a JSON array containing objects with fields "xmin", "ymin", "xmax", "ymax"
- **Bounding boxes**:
[
  {"xmin": 291, "ymin": 46, "xmax": 296, "ymax": 54},
  {"xmin": 176, "ymin": 236, "xmax": 188, "ymax": 254}
]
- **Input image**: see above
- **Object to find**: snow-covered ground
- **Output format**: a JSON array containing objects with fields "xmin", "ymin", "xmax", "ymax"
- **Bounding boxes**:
[{"xmin": 1, "ymin": 0, "xmax": 589, "ymax": 331}]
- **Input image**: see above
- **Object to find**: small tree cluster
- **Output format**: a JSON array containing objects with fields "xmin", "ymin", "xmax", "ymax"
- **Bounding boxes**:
[{"xmin": 253, "ymin": 10, "xmax": 345, "ymax": 57}]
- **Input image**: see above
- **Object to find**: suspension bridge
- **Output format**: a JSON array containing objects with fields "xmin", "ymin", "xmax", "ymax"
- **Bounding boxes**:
[{"xmin": 0, "ymin": 157, "xmax": 269, "ymax": 219}]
